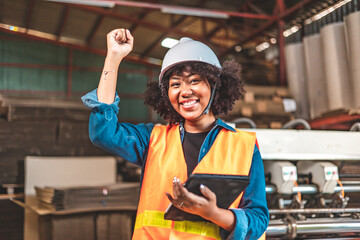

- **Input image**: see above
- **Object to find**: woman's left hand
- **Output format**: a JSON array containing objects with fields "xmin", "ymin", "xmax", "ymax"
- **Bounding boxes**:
[{"xmin": 165, "ymin": 177, "xmax": 219, "ymax": 220}]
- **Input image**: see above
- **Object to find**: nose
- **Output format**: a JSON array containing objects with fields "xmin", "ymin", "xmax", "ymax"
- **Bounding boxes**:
[{"xmin": 180, "ymin": 82, "xmax": 193, "ymax": 96}]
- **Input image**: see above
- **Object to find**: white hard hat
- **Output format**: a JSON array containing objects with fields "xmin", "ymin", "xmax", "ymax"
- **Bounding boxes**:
[{"xmin": 159, "ymin": 37, "xmax": 221, "ymax": 83}]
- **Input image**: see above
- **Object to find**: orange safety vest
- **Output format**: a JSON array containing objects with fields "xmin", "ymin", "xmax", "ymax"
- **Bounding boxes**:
[{"xmin": 133, "ymin": 124, "xmax": 265, "ymax": 240}]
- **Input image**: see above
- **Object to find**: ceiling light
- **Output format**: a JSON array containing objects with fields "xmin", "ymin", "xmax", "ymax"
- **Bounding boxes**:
[
  {"xmin": 256, "ymin": 42, "xmax": 270, "ymax": 52},
  {"xmin": 161, "ymin": 38, "xmax": 179, "ymax": 48},
  {"xmin": 161, "ymin": 7, "xmax": 229, "ymax": 19},
  {"xmin": 234, "ymin": 45, "xmax": 242, "ymax": 52},
  {"xmin": 9, "ymin": 26, "xmax": 19, "ymax": 32},
  {"xmin": 283, "ymin": 25, "xmax": 299, "ymax": 37},
  {"xmin": 46, "ymin": 0, "xmax": 115, "ymax": 8},
  {"xmin": 270, "ymin": 38, "xmax": 277, "ymax": 44},
  {"xmin": 305, "ymin": 0, "xmax": 351, "ymax": 24}
]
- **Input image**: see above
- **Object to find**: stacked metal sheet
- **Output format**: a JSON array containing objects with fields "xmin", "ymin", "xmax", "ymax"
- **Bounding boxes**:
[{"xmin": 35, "ymin": 183, "xmax": 140, "ymax": 211}]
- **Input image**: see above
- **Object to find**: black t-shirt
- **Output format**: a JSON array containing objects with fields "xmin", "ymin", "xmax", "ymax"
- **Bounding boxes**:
[{"xmin": 182, "ymin": 130, "xmax": 209, "ymax": 176}]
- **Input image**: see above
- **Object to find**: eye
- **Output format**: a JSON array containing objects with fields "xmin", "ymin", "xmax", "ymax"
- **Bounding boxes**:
[
  {"xmin": 190, "ymin": 78, "xmax": 201, "ymax": 84},
  {"xmin": 170, "ymin": 82, "xmax": 180, "ymax": 88}
]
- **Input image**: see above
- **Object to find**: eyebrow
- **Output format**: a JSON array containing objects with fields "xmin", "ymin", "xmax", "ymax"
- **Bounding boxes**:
[{"xmin": 170, "ymin": 73, "xmax": 197, "ymax": 80}]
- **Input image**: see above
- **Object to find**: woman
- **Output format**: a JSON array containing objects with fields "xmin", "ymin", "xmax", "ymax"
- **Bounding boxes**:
[{"xmin": 82, "ymin": 28, "xmax": 269, "ymax": 240}]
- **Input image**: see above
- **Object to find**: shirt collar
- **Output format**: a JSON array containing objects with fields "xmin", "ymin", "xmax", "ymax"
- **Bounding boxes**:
[
  {"xmin": 178, "ymin": 118, "xmax": 236, "ymax": 133},
  {"xmin": 216, "ymin": 119, "xmax": 236, "ymax": 132}
]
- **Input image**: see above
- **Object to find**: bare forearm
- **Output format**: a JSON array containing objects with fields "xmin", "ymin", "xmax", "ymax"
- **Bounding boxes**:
[
  {"xmin": 97, "ymin": 28, "xmax": 133, "ymax": 104},
  {"xmin": 97, "ymin": 54, "xmax": 122, "ymax": 104},
  {"xmin": 205, "ymin": 208, "xmax": 236, "ymax": 232}
]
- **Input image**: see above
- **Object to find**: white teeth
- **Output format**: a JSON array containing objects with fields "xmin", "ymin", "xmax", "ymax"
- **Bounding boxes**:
[{"xmin": 183, "ymin": 100, "xmax": 196, "ymax": 106}]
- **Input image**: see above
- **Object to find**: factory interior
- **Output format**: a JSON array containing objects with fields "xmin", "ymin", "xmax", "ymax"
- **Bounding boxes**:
[{"xmin": 1, "ymin": 0, "xmax": 360, "ymax": 239}]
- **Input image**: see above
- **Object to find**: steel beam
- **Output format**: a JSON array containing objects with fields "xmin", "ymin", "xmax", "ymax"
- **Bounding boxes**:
[
  {"xmin": 65, "ymin": 4, "xmax": 208, "ymax": 43},
  {"xmin": 25, "ymin": 0, "xmax": 36, "ymax": 30},
  {"xmin": 56, "ymin": 6, "xmax": 70, "ymax": 39},
  {"xmin": 0, "ymin": 26, "xmax": 159, "ymax": 67},
  {"xmin": 277, "ymin": 0, "xmax": 286, "ymax": 86},
  {"xmin": 248, "ymin": 2, "xmax": 268, "ymax": 15},
  {"xmin": 220, "ymin": 0, "xmax": 318, "ymax": 57},
  {"xmin": 94, "ymin": 0, "xmax": 275, "ymax": 20},
  {"xmin": 128, "ymin": 9, "xmax": 152, "ymax": 32},
  {"xmin": 86, "ymin": 14, "xmax": 104, "ymax": 45},
  {"xmin": 205, "ymin": 0, "xmax": 254, "ymax": 40},
  {"xmin": 141, "ymin": 15, "xmax": 188, "ymax": 57},
  {"xmin": 141, "ymin": 0, "xmax": 213, "ymax": 57},
  {"xmin": 201, "ymin": 18, "xmax": 207, "ymax": 37}
]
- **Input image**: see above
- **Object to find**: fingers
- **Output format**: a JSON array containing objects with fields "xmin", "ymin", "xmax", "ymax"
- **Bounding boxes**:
[
  {"xmin": 165, "ymin": 192, "xmax": 174, "ymax": 202},
  {"xmin": 172, "ymin": 177, "xmax": 204, "ymax": 204},
  {"xmin": 199, "ymin": 184, "xmax": 216, "ymax": 201},
  {"xmin": 166, "ymin": 192, "xmax": 184, "ymax": 209},
  {"xmin": 108, "ymin": 28, "xmax": 133, "ymax": 44},
  {"xmin": 125, "ymin": 29, "xmax": 134, "ymax": 45},
  {"xmin": 114, "ymin": 28, "xmax": 127, "ymax": 43},
  {"xmin": 172, "ymin": 177, "xmax": 182, "ymax": 199},
  {"xmin": 171, "ymin": 177, "xmax": 190, "ymax": 208}
]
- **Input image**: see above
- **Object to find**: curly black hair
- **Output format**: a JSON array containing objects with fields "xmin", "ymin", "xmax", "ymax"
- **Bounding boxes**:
[{"xmin": 144, "ymin": 60, "xmax": 245, "ymax": 124}]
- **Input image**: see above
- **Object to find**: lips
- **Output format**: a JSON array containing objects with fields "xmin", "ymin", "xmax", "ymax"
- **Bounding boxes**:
[
  {"xmin": 180, "ymin": 99, "xmax": 199, "ymax": 109},
  {"xmin": 182, "ymin": 100, "xmax": 197, "ymax": 106}
]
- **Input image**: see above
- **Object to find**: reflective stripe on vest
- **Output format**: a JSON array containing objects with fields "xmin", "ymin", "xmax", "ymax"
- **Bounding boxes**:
[
  {"xmin": 134, "ymin": 210, "xmax": 221, "ymax": 239},
  {"xmin": 133, "ymin": 124, "xmax": 257, "ymax": 240}
]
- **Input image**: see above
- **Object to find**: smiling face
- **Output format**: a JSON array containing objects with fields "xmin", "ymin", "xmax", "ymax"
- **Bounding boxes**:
[{"xmin": 168, "ymin": 71, "xmax": 215, "ymax": 127}]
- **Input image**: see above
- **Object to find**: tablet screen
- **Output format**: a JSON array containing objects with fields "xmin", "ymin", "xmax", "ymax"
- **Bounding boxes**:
[{"xmin": 164, "ymin": 173, "xmax": 249, "ymax": 221}]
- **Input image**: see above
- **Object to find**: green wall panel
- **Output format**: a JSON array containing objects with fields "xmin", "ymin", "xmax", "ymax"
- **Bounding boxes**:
[
  {"xmin": 73, "ymin": 50, "xmax": 104, "ymax": 67},
  {"xmin": 72, "ymin": 71, "xmax": 101, "ymax": 92},
  {"xmin": 0, "ymin": 32, "xmax": 160, "ymax": 122},
  {"xmin": 118, "ymin": 99, "xmax": 148, "ymax": 121},
  {"xmin": 0, "ymin": 39, "xmax": 67, "ymax": 65},
  {"xmin": 117, "ymin": 73, "xmax": 148, "ymax": 94},
  {"xmin": 0, "ymin": 68, "xmax": 67, "ymax": 91}
]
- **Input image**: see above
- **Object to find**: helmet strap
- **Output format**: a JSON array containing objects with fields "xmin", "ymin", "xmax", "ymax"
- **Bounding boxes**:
[{"xmin": 196, "ymin": 80, "xmax": 218, "ymax": 119}]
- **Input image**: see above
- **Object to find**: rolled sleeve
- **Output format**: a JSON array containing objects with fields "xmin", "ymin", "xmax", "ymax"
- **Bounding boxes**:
[
  {"xmin": 221, "ymin": 144, "xmax": 269, "ymax": 240},
  {"xmin": 81, "ymin": 89, "xmax": 120, "ymax": 114},
  {"xmin": 81, "ymin": 89, "xmax": 154, "ymax": 167}
]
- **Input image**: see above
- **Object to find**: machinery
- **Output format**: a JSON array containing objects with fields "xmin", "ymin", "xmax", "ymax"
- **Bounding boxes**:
[{"xmin": 237, "ymin": 120, "xmax": 360, "ymax": 239}]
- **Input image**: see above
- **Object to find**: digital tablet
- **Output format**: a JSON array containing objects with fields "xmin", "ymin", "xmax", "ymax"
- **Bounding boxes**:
[{"xmin": 164, "ymin": 173, "xmax": 249, "ymax": 221}]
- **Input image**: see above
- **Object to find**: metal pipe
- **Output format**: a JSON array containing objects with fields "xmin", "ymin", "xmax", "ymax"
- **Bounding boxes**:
[
  {"xmin": 266, "ymin": 224, "xmax": 287, "ymax": 235},
  {"xmin": 266, "ymin": 185, "xmax": 276, "ymax": 194},
  {"xmin": 267, "ymin": 218, "xmax": 360, "ymax": 237},
  {"xmin": 266, "ymin": 184, "xmax": 360, "ymax": 194},
  {"xmin": 293, "ymin": 184, "xmax": 318, "ymax": 194},
  {"xmin": 350, "ymin": 122, "xmax": 360, "ymax": 131},
  {"xmin": 282, "ymin": 119, "xmax": 311, "ymax": 130},
  {"xmin": 231, "ymin": 117, "xmax": 257, "ymax": 129},
  {"xmin": 297, "ymin": 222, "xmax": 360, "ymax": 234},
  {"xmin": 269, "ymin": 208, "xmax": 360, "ymax": 215},
  {"xmin": 335, "ymin": 185, "xmax": 360, "ymax": 193}
]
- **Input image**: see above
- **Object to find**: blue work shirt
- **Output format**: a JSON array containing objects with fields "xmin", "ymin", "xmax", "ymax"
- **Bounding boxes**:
[{"xmin": 82, "ymin": 89, "xmax": 269, "ymax": 240}]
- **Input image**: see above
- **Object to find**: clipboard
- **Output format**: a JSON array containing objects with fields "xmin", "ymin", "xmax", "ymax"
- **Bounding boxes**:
[{"xmin": 164, "ymin": 173, "xmax": 249, "ymax": 221}]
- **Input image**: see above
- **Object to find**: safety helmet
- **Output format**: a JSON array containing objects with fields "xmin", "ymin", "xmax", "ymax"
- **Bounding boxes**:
[
  {"xmin": 158, "ymin": 37, "xmax": 221, "ymax": 118},
  {"xmin": 158, "ymin": 37, "xmax": 221, "ymax": 84}
]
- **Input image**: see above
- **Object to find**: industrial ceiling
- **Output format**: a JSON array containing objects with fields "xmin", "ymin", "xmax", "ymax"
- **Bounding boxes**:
[{"xmin": 0, "ymin": 0, "xmax": 340, "ymax": 67}]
